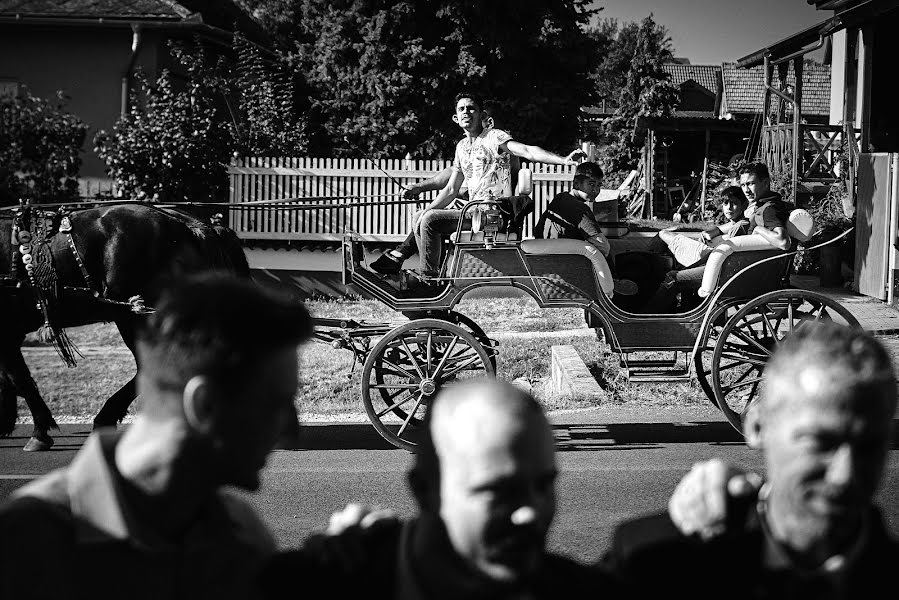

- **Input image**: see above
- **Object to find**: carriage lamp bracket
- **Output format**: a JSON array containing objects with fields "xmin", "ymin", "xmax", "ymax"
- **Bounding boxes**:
[{"xmin": 470, "ymin": 197, "xmax": 504, "ymax": 249}]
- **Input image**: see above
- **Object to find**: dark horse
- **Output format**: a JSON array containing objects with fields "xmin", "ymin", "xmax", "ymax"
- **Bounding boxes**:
[{"xmin": 0, "ymin": 203, "xmax": 249, "ymax": 451}]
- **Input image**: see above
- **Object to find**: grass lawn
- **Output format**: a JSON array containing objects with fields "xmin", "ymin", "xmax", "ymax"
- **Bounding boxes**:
[{"xmin": 16, "ymin": 295, "xmax": 711, "ymax": 423}]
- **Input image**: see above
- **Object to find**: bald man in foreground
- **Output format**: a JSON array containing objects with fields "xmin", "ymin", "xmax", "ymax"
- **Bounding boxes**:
[{"xmin": 259, "ymin": 379, "xmax": 616, "ymax": 599}]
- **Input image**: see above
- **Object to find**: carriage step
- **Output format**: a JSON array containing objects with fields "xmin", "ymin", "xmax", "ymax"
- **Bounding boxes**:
[
  {"xmin": 620, "ymin": 352, "xmax": 680, "ymax": 369},
  {"xmin": 627, "ymin": 369, "xmax": 691, "ymax": 383},
  {"xmin": 621, "ymin": 358, "xmax": 680, "ymax": 369}
]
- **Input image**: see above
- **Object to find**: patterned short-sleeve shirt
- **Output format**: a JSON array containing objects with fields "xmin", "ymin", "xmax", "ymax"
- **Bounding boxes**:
[{"xmin": 451, "ymin": 128, "xmax": 514, "ymax": 207}]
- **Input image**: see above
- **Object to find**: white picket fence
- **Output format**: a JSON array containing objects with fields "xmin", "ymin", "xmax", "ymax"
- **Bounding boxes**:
[{"xmin": 227, "ymin": 157, "xmax": 577, "ymax": 240}]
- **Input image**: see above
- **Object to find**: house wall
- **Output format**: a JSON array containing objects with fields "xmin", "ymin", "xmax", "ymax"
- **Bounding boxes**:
[
  {"xmin": 0, "ymin": 25, "xmax": 162, "ymax": 178},
  {"xmin": 829, "ymin": 29, "xmax": 847, "ymax": 126}
]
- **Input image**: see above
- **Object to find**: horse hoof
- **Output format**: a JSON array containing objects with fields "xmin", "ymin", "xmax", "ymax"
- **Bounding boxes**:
[{"xmin": 23, "ymin": 436, "xmax": 54, "ymax": 452}]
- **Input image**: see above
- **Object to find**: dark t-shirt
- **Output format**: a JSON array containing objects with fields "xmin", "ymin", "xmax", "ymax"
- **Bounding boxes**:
[
  {"xmin": 535, "ymin": 192, "xmax": 602, "ymax": 240},
  {"xmin": 747, "ymin": 191, "xmax": 790, "ymax": 234}
]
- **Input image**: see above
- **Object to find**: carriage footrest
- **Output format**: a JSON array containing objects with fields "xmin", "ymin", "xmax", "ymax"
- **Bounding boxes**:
[
  {"xmin": 627, "ymin": 369, "xmax": 691, "ymax": 383},
  {"xmin": 620, "ymin": 352, "xmax": 679, "ymax": 369}
]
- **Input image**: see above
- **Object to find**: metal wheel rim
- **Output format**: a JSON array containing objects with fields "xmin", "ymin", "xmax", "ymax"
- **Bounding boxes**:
[
  {"xmin": 694, "ymin": 300, "xmax": 743, "ymax": 408},
  {"xmin": 362, "ymin": 318, "xmax": 494, "ymax": 452},
  {"xmin": 711, "ymin": 290, "xmax": 860, "ymax": 434}
]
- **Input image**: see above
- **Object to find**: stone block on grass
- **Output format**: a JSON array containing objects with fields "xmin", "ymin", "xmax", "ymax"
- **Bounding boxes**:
[{"xmin": 550, "ymin": 345, "xmax": 606, "ymax": 401}]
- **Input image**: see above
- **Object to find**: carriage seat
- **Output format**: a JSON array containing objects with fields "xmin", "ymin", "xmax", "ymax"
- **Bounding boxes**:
[
  {"xmin": 450, "ymin": 168, "xmax": 534, "ymax": 245},
  {"xmin": 697, "ymin": 208, "xmax": 814, "ymax": 298},
  {"xmin": 520, "ymin": 238, "xmax": 615, "ymax": 298}
]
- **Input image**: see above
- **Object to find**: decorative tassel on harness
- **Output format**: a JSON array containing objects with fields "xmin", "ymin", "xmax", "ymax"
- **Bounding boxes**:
[{"xmin": 14, "ymin": 207, "xmax": 82, "ymax": 367}]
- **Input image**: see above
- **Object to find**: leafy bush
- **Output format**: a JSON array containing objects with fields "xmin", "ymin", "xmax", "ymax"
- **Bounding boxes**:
[
  {"xmin": 94, "ymin": 44, "xmax": 233, "ymax": 203},
  {"xmin": 94, "ymin": 36, "xmax": 308, "ymax": 204},
  {"xmin": 0, "ymin": 88, "xmax": 88, "ymax": 205}
]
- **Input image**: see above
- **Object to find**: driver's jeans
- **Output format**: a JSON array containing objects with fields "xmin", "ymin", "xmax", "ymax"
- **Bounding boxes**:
[{"xmin": 415, "ymin": 209, "xmax": 471, "ymax": 276}]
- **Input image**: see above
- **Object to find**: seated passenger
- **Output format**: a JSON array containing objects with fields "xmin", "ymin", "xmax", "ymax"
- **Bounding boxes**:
[
  {"xmin": 695, "ymin": 161, "xmax": 791, "ymax": 297},
  {"xmin": 369, "ymin": 91, "xmax": 584, "ymax": 287},
  {"xmin": 533, "ymin": 162, "xmax": 637, "ymax": 297},
  {"xmin": 644, "ymin": 186, "xmax": 750, "ymax": 312}
]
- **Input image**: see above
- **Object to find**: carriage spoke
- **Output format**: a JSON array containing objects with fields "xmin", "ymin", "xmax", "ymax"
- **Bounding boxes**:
[
  {"xmin": 376, "ymin": 391, "xmax": 415, "ymax": 418},
  {"xmin": 738, "ymin": 314, "xmax": 764, "ymax": 339},
  {"xmin": 431, "ymin": 335, "xmax": 460, "ymax": 378},
  {"xmin": 723, "ymin": 374, "xmax": 765, "ymax": 394},
  {"xmin": 719, "ymin": 352, "xmax": 767, "ymax": 367},
  {"xmin": 381, "ymin": 357, "xmax": 417, "ymax": 381},
  {"xmin": 400, "ymin": 338, "xmax": 427, "ymax": 380},
  {"xmin": 439, "ymin": 353, "xmax": 484, "ymax": 380},
  {"xmin": 729, "ymin": 329, "xmax": 773, "ymax": 356},
  {"xmin": 397, "ymin": 394, "xmax": 425, "ymax": 436},
  {"xmin": 760, "ymin": 310, "xmax": 779, "ymax": 343},
  {"xmin": 787, "ymin": 302, "xmax": 795, "ymax": 335},
  {"xmin": 426, "ymin": 330, "xmax": 434, "ymax": 376}
]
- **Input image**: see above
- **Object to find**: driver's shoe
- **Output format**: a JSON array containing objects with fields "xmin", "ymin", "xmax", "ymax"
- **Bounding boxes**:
[{"xmin": 371, "ymin": 253, "xmax": 403, "ymax": 275}]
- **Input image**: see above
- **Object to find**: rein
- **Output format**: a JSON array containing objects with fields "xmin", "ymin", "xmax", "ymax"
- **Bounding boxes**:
[{"xmin": 0, "ymin": 195, "xmax": 421, "ymax": 213}]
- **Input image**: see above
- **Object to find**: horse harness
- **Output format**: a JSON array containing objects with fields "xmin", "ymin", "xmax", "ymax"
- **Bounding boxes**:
[{"xmin": 5, "ymin": 206, "xmax": 153, "ymax": 366}]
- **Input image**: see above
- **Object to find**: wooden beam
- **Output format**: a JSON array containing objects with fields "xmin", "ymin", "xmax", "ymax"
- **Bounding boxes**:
[
  {"xmin": 857, "ymin": 25, "xmax": 873, "ymax": 153},
  {"xmin": 792, "ymin": 57, "xmax": 803, "ymax": 202}
]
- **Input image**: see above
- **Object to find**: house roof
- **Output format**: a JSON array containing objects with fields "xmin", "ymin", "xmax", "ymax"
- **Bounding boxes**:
[
  {"xmin": 0, "ymin": 0, "xmax": 265, "ymax": 40},
  {"xmin": 721, "ymin": 61, "xmax": 831, "ymax": 116},
  {"xmin": 662, "ymin": 63, "xmax": 721, "ymax": 95}
]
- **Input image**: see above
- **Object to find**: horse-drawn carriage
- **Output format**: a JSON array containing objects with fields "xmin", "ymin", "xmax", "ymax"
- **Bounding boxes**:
[
  {"xmin": 1, "ymin": 182, "xmax": 857, "ymax": 453},
  {"xmin": 314, "ymin": 188, "xmax": 858, "ymax": 452}
]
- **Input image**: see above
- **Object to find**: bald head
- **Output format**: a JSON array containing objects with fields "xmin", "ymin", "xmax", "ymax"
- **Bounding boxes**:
[
  {"xmin": 761, "ymin": 322, "xmax": 896, "ymax": 419},
  {"xmin": 411, "ymin": 379, "xmax": 558, "ymax": 584},
  {"xmin": 430, "ymin": 379, "xmax": 551, "ymax": 463}
]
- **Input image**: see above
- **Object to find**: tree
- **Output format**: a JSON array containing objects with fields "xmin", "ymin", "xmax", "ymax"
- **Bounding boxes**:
[
  {"xmin": 0, "ymin": 89, "xmax": 87, "ymax": 205},
  {"xmin": 94, "ymin": 43, "xmax": 234, "ymax": 203},
  {"xmin": 232, "ymin": 32, "xmax": 309, "ymax": 157},
  {"xmin": 95, "ymin": 36, "xmax": 309, "ymax": 203},
  {"xmin": 598, "ymin": 15, "xmax": 679, "ymax": 179},
  {"xmin": 241, "ymin": 0, "xmax": 600, "ymax": 158}
]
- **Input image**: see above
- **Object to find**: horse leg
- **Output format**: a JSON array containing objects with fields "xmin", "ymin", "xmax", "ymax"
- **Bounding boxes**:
[
  {"xmin": 0, "ymin": 373, "xmax": 17, "ymax": 437},
  {"xmin": 0, "ymin": 346, "xmax": 58, "ymax": 451},
  {"xmin": 93, "ymin": 317, "xmax": 139, "ymax": 430}
]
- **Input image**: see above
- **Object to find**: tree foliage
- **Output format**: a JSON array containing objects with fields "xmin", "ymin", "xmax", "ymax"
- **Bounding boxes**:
[
  {"xmin": 94, "ymin": 44, "xmax": 234, "ymax": 203},
  {"xmin": 94, "ymin": 36, "xmax": 308, "ymax": 203},
  {"xmin": 595, "ymin": 15, "xmax": 679, "ymax": 178},
  {"xmin": 0, "ymin": 89, "xmax": 88, "ymax": 205},
  {"xmin": 239, "ymin": 0, "xmax": 600, "ymax": 158},
  {"xmin": 232, "ymin": 32, "xmax": 309, "ymax": 157}
]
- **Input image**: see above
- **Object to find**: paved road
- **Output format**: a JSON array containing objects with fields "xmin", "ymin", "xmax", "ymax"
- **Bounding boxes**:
[{"xmin": 4, "ymin": 408, "xmax": 899, "ymax": 563}]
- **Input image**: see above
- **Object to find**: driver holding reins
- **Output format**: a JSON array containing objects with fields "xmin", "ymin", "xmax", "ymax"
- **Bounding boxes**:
[{"xmin": 370, "ymin": 91, "xmax": 584, "ymax": 289}]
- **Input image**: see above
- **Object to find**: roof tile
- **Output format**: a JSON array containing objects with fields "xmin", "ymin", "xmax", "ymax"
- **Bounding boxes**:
[
  {"xmin": 0, "ymin": 0, "xmax": 185, "ymax": 18},
  {"xmin": 721, "ymin": 61, "xmax": 830, "ymax": 116},
  {"xmin": 663, "ymin": 63, "xmax": 721, "ymax": 95}
]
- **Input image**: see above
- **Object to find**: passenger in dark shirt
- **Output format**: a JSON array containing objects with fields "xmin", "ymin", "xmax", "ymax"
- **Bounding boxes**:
[{"xmin": 535, "ymin": 162, "xmax": 610, "ymax": 257}]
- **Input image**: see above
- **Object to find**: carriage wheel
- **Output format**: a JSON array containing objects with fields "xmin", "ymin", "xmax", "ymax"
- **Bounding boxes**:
[
  {"xmin": 403, "ymin": 310, "xmax": 497, "ymax": 370},
  {"xmin": 693, "ymin": 301, "xmax": 743, "ymax": 408},
  {"xmin": 362, "ymin": 319, "xmax": 495, "ymax": 452},
  {"xmin": 711, "ymin": 290, "xmax": 859, "ymax": 434}
]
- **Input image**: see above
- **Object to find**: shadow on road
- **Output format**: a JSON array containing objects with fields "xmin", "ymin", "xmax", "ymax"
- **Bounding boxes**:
[
  {"xmin": 552, "ymin": 421, "xmax": 745, "ymax": 452},
  {"xmin": 280, "ymin": 423, "xmax": 407, "ymax": 451}
]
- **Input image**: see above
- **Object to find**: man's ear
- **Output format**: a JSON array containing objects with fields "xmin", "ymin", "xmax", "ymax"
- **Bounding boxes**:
[
  {"xmin": 451, "ymin": 114, "xmax": 460, "ymax": 124},
  {"xmin": 182, "ymin": 375, "xmax": 217, "ymax": 435},
  {"xmin": 743, "ymin": 400, "xmax": 764, "ymax": 449}
]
